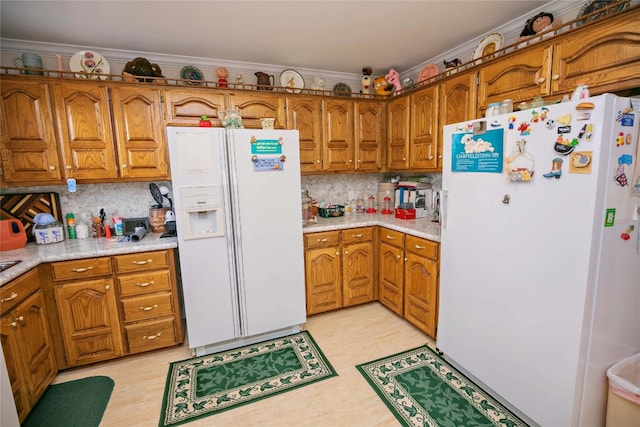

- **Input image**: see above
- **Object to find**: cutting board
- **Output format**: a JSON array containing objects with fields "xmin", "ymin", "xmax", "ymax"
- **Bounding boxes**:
[{"xmin": 0, "ymin": 192, "xmax": 63, "ymax": 242}]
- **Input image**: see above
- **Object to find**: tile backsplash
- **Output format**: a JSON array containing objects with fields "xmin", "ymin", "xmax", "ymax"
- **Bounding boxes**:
[{"xmin": 2, "ymin": 173, "xmax": 441, "ymax": 224}]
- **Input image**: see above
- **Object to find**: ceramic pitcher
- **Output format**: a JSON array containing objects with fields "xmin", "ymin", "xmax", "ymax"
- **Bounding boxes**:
[
  {"xmin": 14, "ymin": 53, "xmax": 44, "ymax": 75},
  {"xmin": 255, "ymin": 72, "xmax": 274, "ymax": 91}
]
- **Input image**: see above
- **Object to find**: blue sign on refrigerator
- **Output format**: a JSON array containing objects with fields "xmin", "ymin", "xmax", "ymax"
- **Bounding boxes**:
[{"xmin": 451, "ymin": 128, "xmax": 504, "ymax": 173}]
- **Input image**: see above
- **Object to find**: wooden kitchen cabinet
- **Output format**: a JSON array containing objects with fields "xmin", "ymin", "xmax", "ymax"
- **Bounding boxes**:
[
  {"xmin": 52, "ymin": 257, "xmax": 124, "ymax": 367},
  {"xmin": 322, "ymin": 98, "xmax": 355, "ymax": 171},
  {"xmin": 354, "ymin": 100, "xmax": 384, "ymax": 171},
  {"xmin": 304, "ymin": 227, "xmax": 375, "ymax": 315},
  {"xmin": 164, "ymin": 89, "xmax": 226, "ymax": 126},
  {"xmin": 286, "ymin": 96, "xmax": 323, "ymax": 173},
  {"xmin": 387, "ymin": 96, "xmax": 410, "ymax": 170},
  {"xmin": 403, "ymin": 235, "xmax": 439, "ymax": 337},
  {"xmin": 114, "ymin": 250, "xmax": 183, "ymax": 354},
  {"xmin": 227, "ymin": 91, "xmax": 285, "ymax": 129},
  {"xmin": 110, "ymin": 86, "xmax": 170, "ymax": 179},
  {"xmin": 0, "ymin": 79, "xmax": 63, "ymax": 185},
  {"xmin": 378, "ymin": 228, "xmax": 405, "ymax": 315},
  {"xmin": 409, "ymin": 85, "xmax": 439, "ymax": 170},
  {"xmin": 0, "ymin": 269, "xmax": 57, "ymax": 422}
]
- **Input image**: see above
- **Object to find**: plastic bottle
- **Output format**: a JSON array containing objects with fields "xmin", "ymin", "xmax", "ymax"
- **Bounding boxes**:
[{"xmin": 66, "ymin": 213, "xmax": 77, "ymax": 239}]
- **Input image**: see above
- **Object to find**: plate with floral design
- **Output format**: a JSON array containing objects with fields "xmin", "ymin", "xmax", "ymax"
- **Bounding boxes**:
[{"xmin": 69, "ymin": 50, "xmax": 110, "ymax": 80}]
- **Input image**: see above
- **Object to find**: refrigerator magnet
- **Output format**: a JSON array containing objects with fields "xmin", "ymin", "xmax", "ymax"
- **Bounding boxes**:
[
  {"xmin": 517, "ymin": 122, "xmax": 532, "ymax": 135},
  {"xmin": 569, "ymin": 151, "xmax": 593, "ymax": 174}
]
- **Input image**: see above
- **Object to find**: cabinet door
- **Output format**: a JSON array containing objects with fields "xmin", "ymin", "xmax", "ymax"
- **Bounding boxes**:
[
  {"xmin": 404, "ymin": 252, "xmax": 438, "ymax": 338},
  {"xmin": 286, "ymin": 96, "xmax": 322, "ymax": 173},
  {"xmin": 304, "ymin": 246, "xmax": 342, "ymax": 315},
  {"xmin": 342, "ymin": 240, "xmax": 375, "ymax": 306},
  {"xmin": 52, "ymin": 81, "xmax": 117, "ymax": 180},
  {"xmin": 164, "ymin": 89, "xmax": 226, "ymax": 126},
  {"xmin": 387, "ymin": 96, "xmax": 410, "ymax": 170},
  {"xmin": 0, "ymin": 79, "xmax": 62, "ymax": 184},
  {"xmin": 439, "ymin": 72, "xmax": 477, "ymax": 169},
  {"xmin": 110, "ymin": 86, "xmax": 169, "ymax": 180},
  {"xmin": 54, "ymin": 278, "xmax": 124, "ymax": 366},
  {"xmin": 478, "ymin": 43, "xmax": 553, "ymax": 109},
  {"xmin": 378, "ymin": 241, "xmax": 404, "ymax": 315},
  {"xmin": 410, "ymin": 86, "xmax": 438, "ymax": 170},
  {"xmin": 354, "ymin": 100, "xmax": 384, "ymax": 171},
  {"xmin": 1, "ymin": 315, "xmax": 30, "ymax": 422},
  {"xmin": 322, "ymin": 99, "xmax": 354, "ymax": 171},
  {"xmin": 551, "ymin": 11, "xmax": 640, "ymax": 96},
  {"xmin": 227, "ymin": 92, "xmax": 285, "ymax": 129}
]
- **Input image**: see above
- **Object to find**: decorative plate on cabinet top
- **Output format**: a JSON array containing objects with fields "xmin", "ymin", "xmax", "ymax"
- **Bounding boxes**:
[
  {"xmin": 576, "ymin": 0, "xmax": 627, "ymax": 26},
  {"xmin": 279, "ymin": 69, "xmax": 304, "ymax": 93},
  {"xmin": 418, "ymin": 63, "xmax": 440, "ymax": 82},
  {"xmin": 472, "ymin": 33, "xmax": 504, "ymax": 62},
  {"xmin": 333, "ymin": 82, "xmax": 352, "ymax": 96},
  {"xmin": 179, "ymin": 66, "xmax": 204, "ymax": 85},
  {"xmin": 69, "ymin": 50, "xmax": 110, "ymax": 80}
]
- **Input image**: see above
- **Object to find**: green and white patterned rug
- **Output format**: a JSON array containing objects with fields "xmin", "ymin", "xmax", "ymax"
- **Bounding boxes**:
[
  {"xmin": 357, "ymin": 345, "xmax": 529, "ymax": 427},
  {"xmin": 159, "ymin": 331, "xmax": 337, "ymax": 426}
]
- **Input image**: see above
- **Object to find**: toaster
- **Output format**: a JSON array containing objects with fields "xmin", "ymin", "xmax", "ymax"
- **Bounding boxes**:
[{"xmin": 0, "ymin": 219, "xmax": 27, "ymax": 251}]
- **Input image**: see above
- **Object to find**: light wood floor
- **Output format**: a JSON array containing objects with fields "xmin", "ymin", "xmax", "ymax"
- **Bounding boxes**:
[{"xmin": 52, "ymin": 302, "xmax": 435, "ymax": 427}]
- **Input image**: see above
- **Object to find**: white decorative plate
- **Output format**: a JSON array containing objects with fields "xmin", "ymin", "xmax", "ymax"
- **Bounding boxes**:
[
  {"xmin": 472, "ymin": 33, "xmax": 504, "ymax": 62},
  {"xmin": 280, "ymin": 69, "xmax": 304, "ymax": 93},
  {"xmin": 69, "ymin": 50, "xmax": 110, "ymax": 80}
]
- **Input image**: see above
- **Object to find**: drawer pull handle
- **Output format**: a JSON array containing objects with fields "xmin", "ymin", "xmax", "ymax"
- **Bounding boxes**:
[
  {"xmin": 139, "ymin": 304, "xmax": 158, "ymax": 312},
  {"xmin": 414, "ymin": 244, "xmax": 426, "ymax": 249},
  {"xmin": 135, "ymin": 281, "xmax": 155, "ymax": 288},
  {"xmin": 71, "ymin": 266, "xmax": 94, "ymax": 273},
  {"xmin": 352, "ymin": 234, "xmax": 363, "ymax": 238},
  {"xmin": 385, "ymin": 235, "xmax": 396, "ymax": 240},
  {"xmin": 317, "ymin": 238, "xmax": 328, "ymax": 243},
  {"xmin": 1, "ymin": 292, "xmax": 18, "ymax": 303},
  {"xmin": 143, "ymin": 333, "xmax": 161, "ymax": 340},
  {"xmin": 132, "ymin": 259, "xmax": 153, "ymax": 265}
]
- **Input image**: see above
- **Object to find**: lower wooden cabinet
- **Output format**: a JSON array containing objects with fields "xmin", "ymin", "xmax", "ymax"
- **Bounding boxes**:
[
  {"xmin": 0, "ymin": 268, "xmax": 57, "ymax": 423},
  {"xmin": 304, "ymin": 227, "xmax": 376, "ymax": 315},
  {"xmin": 378, "ymin": 227, "xmax": 440, "ymax": 338}
]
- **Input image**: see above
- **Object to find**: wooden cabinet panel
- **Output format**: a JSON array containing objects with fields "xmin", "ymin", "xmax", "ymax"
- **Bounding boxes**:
[
  {"xmin": 117, "ymin": 270, "xmax": 171, "ymax": 297},
  {"xmin": 164, "ymin": 89, "xmax": 226, "ymax": 126},
  {"xmin": 120, "ymin": 292, "xmax": 174, "ymax": 323},
  {"xmin": 410, "ymin": 86, "xmax": 439, "ymax": 170},
  {"xmin": 113, "ymin": 250, "xmax": 169, "ymax": 273},
  {"xmin": 304, "ymin": 230, "xmax": 340, "ymax": 249},
  {"xmin": 387, "ymin": 96, "xmax": 410, "ymax": 169},
  {"xmin": 110, "ymin": 86, "xmax": 169, "ymax": 179},
  {"xmin": 404, "ymin": 251, "xmax": 439, "ymax": 337},
  {"xmin": 0, "ymin": 80, "xmax": 62, "ymax": 184},
  {"xmin": 322, "ymin": 99, "xmax": 355, "ymax": 171},
  {"xmin": 439, "ymin": 71, "xmax": 477, "ymax": 169},
  {"xmin": 125, "ymin": 317, "xmax": 178, "ymax": 354},
  {"xmin": 354, "ymin": 100, "xmax": 384, "ymax": 171},
  {"xmin": 0, "ymin": 317, "xmax": 29, "ymax": 421},
  {"xmin": 342, "ymin": 240, "xmax": 375, "ymax": 306},
  {"xmin": 52, "ymin": 81, "xmax": 117, "ymax": 180},
  {"xmin": 54, "ymin": 277, "xmax": 124, "ymax": 366},
  {"xmin": 378, "ymin": 241, "xmax": 404, "ymax": 315},
  {"xmin": 304, "ymin": 246, "xmax": 342, "ymax": 315},
  {"xmin": 405, "ymin": 235, "xmax": 439, "ymax": 260},
  {"xmin": 50, "ymin": 257, "xmax": 112, "ymax": 281},
  {"xmin": 286, "ymin": 96, "xmax": 322, "ymax": 173},
  {"xmin": 228, "ymin": 92, "xmax": 285, "ymax": 129}
]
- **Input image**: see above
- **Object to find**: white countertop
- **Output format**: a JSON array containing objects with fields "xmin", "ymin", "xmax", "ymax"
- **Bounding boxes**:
[
  {"xmin": 0, "ymin": 234, "xmax": 178, "ymax": 286},
  {"xmin": 303, "ymin": 213, "xmax": 441, "ymax": 242}
]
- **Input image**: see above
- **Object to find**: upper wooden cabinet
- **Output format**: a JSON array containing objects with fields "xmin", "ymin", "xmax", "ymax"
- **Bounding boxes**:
[
  {"xmin": 409, "ymin": 86, "xmax": 439, "ymax": 170},
  {"xmin": 164, "ymin": 89, "xmax": 226, "ymax": 126},
  {"xmin": 286, "ymin": 96, "xmax": 322, "ymax": 173},
  {"xmin": 52, "ymin": 81, "xmax": 117, "ymax": 180},
  {"xmin": 354, "ymin": 100, "xmax": 384, "ymax": 171},
  {"xmin": 387, "ymin": 96, "xmax": 410, "ymax": 170},
  {"xmin": 0, "ymin": 80, "xmax": 62, "ymax": 185},
  {"xmin": 110, "ymin": 86, "xmax": 169, "ymax": 179},
  {"xmin": 322, "ymin": 98, "xmax": 354, "ymax": 171},
  {"xmin": 227, "ymin": 91, "xmax": 285, "ymax": 129}
]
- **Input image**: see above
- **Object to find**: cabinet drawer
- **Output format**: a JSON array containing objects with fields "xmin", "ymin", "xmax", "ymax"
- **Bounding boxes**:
[
  {"xmin": 305, "ymin": 231, "xmax": 340, "ymax": 249},
  {"xmin": 121, "ymin": 292, "xmax": 174, "ymax": 323},
  {"xmin": 1, "ymin": 269, "xmax": 40, "ymax": 314},
  {"xmin": 125, "ymin": 317, "xmax": 178, "ymax": 354},
  {"xmin": 405, "ymin": 235, "xmax": 439, "ymax": 260},
  {"xmin": 341, "ymin": 227, "xmax": 373, "ymax": 243},
  {"xmin": 117, "ymin": 270, "xmax": 171, "ymax": 297},
  {"xmin": 379, "ymin": 228, "xmax": 404, "ymax": 248},
  {"xmin": 114, "ymin": 250, "xmax": 168, "ymax": 273},
  {"xmin": 51, "ymin": 257, "xmax": 112, "ymax": 281}
]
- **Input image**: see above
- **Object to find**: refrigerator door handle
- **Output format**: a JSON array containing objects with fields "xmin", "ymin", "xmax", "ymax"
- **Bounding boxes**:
[{"xmin": 441, "ymin": 190, "xmax": 448, "ymax": 227}]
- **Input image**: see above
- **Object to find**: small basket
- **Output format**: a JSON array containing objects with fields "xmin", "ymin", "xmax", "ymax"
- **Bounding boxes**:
[{"xmin": 318, "ymin": 205, "xmax": 345, "ymax": 218}]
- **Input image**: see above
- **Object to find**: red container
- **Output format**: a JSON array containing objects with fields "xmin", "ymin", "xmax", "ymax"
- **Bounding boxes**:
[
  {"xmin": 395, "ymin": 208, "xmax": 416, "ymax": 220},
  {"xmin": 0, "ymin": 219, "xmax": 27, "ymax": 251}
]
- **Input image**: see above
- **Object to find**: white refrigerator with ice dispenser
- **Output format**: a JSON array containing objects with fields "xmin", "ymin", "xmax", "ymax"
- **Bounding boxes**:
[
  {"xmin": 437, "ymin": 94, "xmax": 640, "ymax": 426},
  {"xmin": 166, "ymin": 128, "xmax": 306, "ymax": 356}
]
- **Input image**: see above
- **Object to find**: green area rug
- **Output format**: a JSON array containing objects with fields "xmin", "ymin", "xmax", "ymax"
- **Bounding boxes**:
[
  {"xmin": 357, "ymin": 345, "xmax": 528, "ymax": 427},
  {"xmin": 22, "ymin": 375, "xmax": 114, "ymax": 427},
  {"xmin": 159, "ymin": 330, "xmax": 337, "ymax": 426}
]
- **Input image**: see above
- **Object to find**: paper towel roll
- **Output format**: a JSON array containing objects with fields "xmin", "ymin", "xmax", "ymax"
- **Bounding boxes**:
[{"xmin": 131, "ymin": 228, "xmax": 147, "ymax": 241}]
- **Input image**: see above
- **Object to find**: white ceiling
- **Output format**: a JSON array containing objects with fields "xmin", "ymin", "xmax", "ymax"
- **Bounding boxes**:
[{"xmin": 0, "ymin": 0, "xmax": 556, "ymax": 76}]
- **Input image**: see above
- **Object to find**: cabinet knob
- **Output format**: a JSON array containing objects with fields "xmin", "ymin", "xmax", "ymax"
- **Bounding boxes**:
[
  {"xmin": 429, "ymin": 156, "xmax": 434, "ymax": 160},
  {"xmin": 537, "ymin": 77, "xmax": 546, "ymax": 83},
  {"xmin": 344, "ymin": 250, "xmax": 349, "ymax": 255},
  {"xmin": 65, "ymin": 165, "xmax": 72, "ymax": 170},
  {"xmin": 121, "ymin": 164, "xmax": 127, "ymax": 169},
  {"xmin": 348, "ymin": 159, "xmax": 353, "ymax": 163},
  {"xmin": 316, "ymin": 160, "xmax": 321, "ymax": 163},
  {"xmin": 404, "ymin": 257, "xmax": 408, "ymax": 262},
  {"xmin": 552, "ymin": 74, "xmax": 560, "ymax": 80},
  {"xmin": 396, "ymin": 255, "xmax": 402, "ymax": 260},
  {"xmin": 49, "ymin": 165, "xmax": 56, "ymax": 170},
  {"xmin": 335, "ymin": 251, "xmax": 340, "ymax": 256},
  {"xmin": 403, "ymin": 157, "xmax": 407, "ymax": 161},
  {"xmin": 1, "ymin": 292, "xmax": 18, "ymax": 303},
  {"xmin": 105, "ymin": 285, "xmax": 110, "ymax": 290}
]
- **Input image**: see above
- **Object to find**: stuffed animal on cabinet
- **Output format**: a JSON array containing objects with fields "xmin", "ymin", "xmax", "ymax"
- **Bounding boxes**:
[
  {"xmin": 361, "ymin": 67, "xmax": 372, "ymax": 95},
  {"xmin": 518, "ymin": 12, "xmax": 562, "ymax": 42}
]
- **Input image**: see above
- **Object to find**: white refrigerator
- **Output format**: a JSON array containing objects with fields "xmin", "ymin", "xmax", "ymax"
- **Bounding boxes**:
[
  {"xmin": 167, "ymin": 128, "xmax": 306, "ymax": 356},
  {"xmin": 437, "ymin": 94, "xmax": 640, "ymax": 426}
]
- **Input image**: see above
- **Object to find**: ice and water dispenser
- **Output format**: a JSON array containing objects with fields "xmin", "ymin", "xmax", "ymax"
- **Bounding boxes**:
[{"xmin": 179, "ymin": 186, "xmax": 225, "ymax": 240}]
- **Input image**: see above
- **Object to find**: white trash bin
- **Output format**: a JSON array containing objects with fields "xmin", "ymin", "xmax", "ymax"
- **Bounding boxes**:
[{"xmin": 606, "ymin": 352, "xmax": 640, "ymax": 427}]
